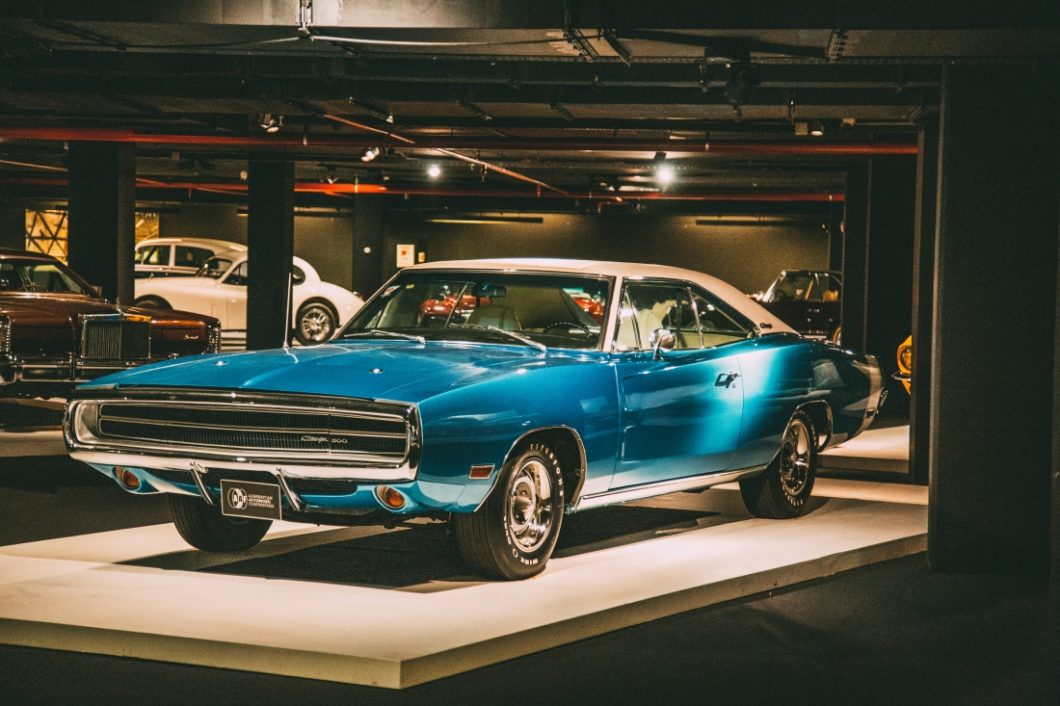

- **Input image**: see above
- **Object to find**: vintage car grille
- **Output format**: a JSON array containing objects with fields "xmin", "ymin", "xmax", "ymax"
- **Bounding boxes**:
[
  {"xmin": 71, "ymin": 395, "xmax": 414, "ymax": 465},
  {"xmin": 81, "ymin": 315, "xmax": 150, "ymax": 360}
]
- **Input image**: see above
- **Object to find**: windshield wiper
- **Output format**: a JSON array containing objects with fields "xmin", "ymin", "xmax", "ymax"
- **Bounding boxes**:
[
  {"xmin": 345, "ymin": 329, "xmax": 426, "ymax": 344},
  {"xmin": 479, "ymin": 325, "xmax": 547, "ymax": 353}
]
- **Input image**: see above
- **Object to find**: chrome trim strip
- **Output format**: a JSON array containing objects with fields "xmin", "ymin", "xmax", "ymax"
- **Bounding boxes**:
[
  {"xmin": 572, "ymin": 465, "xmax": 766, "ymax": 512},
  {"xmin": 69, "ymin": 449, "xmax": 418, "ymax": 482}
]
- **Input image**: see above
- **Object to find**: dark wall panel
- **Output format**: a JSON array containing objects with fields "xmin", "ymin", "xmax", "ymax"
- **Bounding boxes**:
[{"xmin": 385, "ymin": 213, "xmax": 829, "ymax": 294}]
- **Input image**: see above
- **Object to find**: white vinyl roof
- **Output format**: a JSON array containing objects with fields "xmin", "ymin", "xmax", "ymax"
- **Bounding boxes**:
[{"xmin": 409, "ymin": 257, "xmax": 796, "ymax": 334}]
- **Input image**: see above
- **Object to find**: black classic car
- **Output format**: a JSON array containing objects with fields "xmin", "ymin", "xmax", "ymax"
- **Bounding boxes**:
[
  {"xmin": 753, "ymin": 270, "xmax": 842, "ymax": 339},
  {"xmin": 0, "ymin": 248, "xmax": 221, "ymax": 400}
]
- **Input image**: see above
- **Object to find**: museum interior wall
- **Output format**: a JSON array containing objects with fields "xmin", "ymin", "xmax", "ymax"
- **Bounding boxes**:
[{"xmin": 155, "ymin": 204, "xmax": 830, "ymax": 295}]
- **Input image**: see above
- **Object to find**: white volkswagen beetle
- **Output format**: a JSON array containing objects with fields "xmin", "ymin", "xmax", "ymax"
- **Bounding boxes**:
[{"xmin": 134, "ymin": 255, "xmax": 363, "ymax": 347}]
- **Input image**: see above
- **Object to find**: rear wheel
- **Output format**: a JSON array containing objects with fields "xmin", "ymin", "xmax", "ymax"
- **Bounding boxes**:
[
  {"xmin": 454, "ymin": 442, "xmax": 565, "ymax": 580},
  {"xmin": 739, "ymin": 411, "xmax": 817, "ymax": 519},
  {"xmin": 134, "ymin": 295, "xmax": 171, "ymax": 310},
  {"xmin": 295, "ymin": 300, "xmax": 338, "ymax": 344},
  {"xmin": 168, "ymin": 494, "xmax": 271, "ymax": 552}
]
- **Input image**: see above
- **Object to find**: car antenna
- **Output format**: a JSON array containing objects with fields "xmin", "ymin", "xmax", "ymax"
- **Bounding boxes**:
[{"xmin": 282, "ymin": 269, "xmax": 293, "ymax": 350}]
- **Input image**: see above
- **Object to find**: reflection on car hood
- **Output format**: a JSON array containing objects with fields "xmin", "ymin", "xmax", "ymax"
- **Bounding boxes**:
[{"xmin": 79, "ymin": 340, "xmax": 596, "ymax": 403}]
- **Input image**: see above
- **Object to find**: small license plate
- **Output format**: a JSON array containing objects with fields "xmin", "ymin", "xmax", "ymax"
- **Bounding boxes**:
[{"xmin": 220, "ymin": 479, "xmax": 282, "ymax": 521}]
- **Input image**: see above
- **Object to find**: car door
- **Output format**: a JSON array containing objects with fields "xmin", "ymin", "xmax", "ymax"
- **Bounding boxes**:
[
  {"xmin": 218, "ymin": 260, "xmax": 248, "ymax": 332},
  {"xmin": 609, "ymin": 281, "xmax": 746, "ymax": 489}
]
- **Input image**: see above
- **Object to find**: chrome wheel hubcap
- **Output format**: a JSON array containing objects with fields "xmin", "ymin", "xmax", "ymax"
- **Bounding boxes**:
[
  {"xmin": 779, "ymin": 421, "xmax": 811, "ymax": 498},
  {"xmin": 300, "ymin": 307, "xmax": 333, "ymax": 341},
  {"xmin": 507, "ymin": 458, "xmax": 553, "ymax": 553}
]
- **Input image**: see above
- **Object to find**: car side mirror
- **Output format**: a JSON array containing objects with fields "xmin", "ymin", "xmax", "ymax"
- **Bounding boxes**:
[{"xmin": 649, "ymin": 327, "xmax": 676, "ymax": 359}]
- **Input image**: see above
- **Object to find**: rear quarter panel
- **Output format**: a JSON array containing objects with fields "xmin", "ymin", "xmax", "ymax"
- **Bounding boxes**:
[{"xmin": 731, "ymin": 334, "xmax": 876, "ymax": 469}]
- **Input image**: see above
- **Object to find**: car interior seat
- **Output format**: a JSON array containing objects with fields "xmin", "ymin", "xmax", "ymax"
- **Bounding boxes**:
[{"xmin": 466, "ymin": 304, "xmax": 521, "ymax": 330}]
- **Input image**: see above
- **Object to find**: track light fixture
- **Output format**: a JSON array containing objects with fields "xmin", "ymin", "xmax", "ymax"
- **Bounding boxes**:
[
  {"xmin": 360, "ymin": 146, "xmax": 380, "ymax": 163},
  {"xmin": 810, "ymin": 120, "xmax": 825, "ymax": 137},
  {"xmin": 258, "ymin": 113, "xmax": 282, "ymax": 133}
]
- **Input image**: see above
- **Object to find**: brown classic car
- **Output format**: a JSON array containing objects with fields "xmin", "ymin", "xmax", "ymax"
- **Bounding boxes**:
[{"xmin": 0, "ymin": 248, "xmax": 220, "ymax": 399}]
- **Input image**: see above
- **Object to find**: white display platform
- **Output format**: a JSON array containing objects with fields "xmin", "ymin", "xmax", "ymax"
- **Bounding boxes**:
[
  {"xmin": 0, "ymin": 480, "xmax": 926, "ymax": 689},
  {"xmin": 820, "ymin": 424, "xmax": 910, "ymax": 474}
]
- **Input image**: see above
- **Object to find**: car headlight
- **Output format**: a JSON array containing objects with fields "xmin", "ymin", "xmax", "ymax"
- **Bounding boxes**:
[
  {"xmin": 0, "ymin": 315, "xmax": 11, "ymax": 354},
  {"xmin": 206, "ymin": 322, "xmax": 222, "ymax": 353},
  {"xmin": 898, "ymin": 345, "xmax": 912, "ymax": 373}
]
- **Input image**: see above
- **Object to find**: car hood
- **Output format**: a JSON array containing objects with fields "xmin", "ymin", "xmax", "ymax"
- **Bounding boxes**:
[
  {"xmin": 0, "ymin": 293, "xmax": 215, "ymax": 327},
  {"xmin": 79, "ymin": 340, "xmax": 598, "ymax": 403},
  {"xmin": 0, "ymin": 293, "xmax": 121, "ymax": 326}
]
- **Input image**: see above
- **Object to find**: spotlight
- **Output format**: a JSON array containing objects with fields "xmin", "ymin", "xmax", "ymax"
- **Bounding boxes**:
[
  {"xmin": 724, "ymin": 63, "xmax": 761, "ymax": 105},
  {"xmin": 810, "ymin": 120, "xmax": 825, "ymax": 137},
  {"xmin": 324, "ymin": 168, "xmax": 338, "ymax": 184},
  {"xmin": 360, "ymin": 146, "xmax": 380, "ymax": 163},
  {"xmin": 427, "ymin": 163, "xmax": 442, "ymax": 179},
  {"xmin": 655, "ymin": 163, "xmax": 675, "ymax": 185},
  {"xmin": 259, "ymin": 113, "xmax": 282, "ymax": 133}
]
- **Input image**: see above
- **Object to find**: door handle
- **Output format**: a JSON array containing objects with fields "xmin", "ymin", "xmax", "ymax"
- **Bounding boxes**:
[{"xmin": 715, "ymin": 371, "xmax": 741, "ymax": 387}]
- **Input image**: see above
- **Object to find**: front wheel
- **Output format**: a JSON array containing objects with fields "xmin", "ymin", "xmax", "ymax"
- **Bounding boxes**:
[
  {"xmin": 294, "ymin": 300, "xmax": 337, "ymax": 344},
  {"xmin": 739, "ymin": 411, "xmax": 817, "ymax": 519},
  {"xmin": 168, "ymin": 494, "xmax": 271, "ymax": 552},
  {"xmin": 454, "ymin": 442, "xmax": 565, "ymax": 580}
]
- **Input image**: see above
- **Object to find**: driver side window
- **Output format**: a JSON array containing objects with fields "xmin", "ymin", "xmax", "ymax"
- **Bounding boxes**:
[{"xmin": 615, "ymin": 283, "xmax": 698, "ymax": 351}]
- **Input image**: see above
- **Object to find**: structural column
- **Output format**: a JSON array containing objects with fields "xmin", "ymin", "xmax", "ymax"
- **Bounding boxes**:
[
  {"xmin": 909, "ymin": 115, "xmax": 940, "ymax": 485},
  {"xmin": 840, "ymin": 164, "xmax": 869, "ymax": 353},
  {"xmin": 352, "ymin": 195, "xmax": 385, "ymax": 298},
  {"xmin": 246, "ymin": 159, "xmax": 294, "ymax": 350},
  {"xmin": 827, "ymin": 202, "xmax": 843, "ymax": 272},
  {"xmin": 929, "ymin": 64, "xmax": 1058, "ymax": 576},
  {"xmin": 67, "ymin": 142, "xmax": 135, "ymax": 303},
  {"xmin": 865, "ymin": 155, "xmax": 916, "ymax": 413}
]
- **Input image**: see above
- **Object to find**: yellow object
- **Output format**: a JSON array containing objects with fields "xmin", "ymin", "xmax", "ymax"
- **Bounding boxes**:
[{"xmin": 895, "ymin": 335, "xmax": 912, "ymax": 394}]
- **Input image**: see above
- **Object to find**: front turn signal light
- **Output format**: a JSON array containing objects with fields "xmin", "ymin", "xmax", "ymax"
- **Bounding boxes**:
[{"xmin": 375, "ymin": 485, "xmax": 406, "ymax": 510}]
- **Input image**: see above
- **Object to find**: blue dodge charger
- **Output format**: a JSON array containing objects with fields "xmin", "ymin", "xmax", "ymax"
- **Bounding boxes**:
[{"xmin": 65, "ymin": 259, "xmax": 884, "ymax": 579}]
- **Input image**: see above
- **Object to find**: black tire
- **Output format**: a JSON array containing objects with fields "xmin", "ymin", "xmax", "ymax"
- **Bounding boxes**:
[
  {"xmin": 135, "ymin": 295, "xmax": 171, "ymax": 310},
  {"xmin": 454, "ymin": 442, "xmax": 565, "ymax": 580},
  {"xmin": 168, "ymin": 494, "xmax": 271, "ymax": 552},
  {"xmin": 739, "ymin": 410, "xmax": 817, "ymax": 519},
  {"xmin": 294, "ymin": 300, "xmax": 338, "ymax": 345}
]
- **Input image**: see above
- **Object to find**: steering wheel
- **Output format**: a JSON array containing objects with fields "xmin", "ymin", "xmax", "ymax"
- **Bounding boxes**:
[{"xmin": 542, "ymin": 321, "xmax": 593, "ymax": 336}]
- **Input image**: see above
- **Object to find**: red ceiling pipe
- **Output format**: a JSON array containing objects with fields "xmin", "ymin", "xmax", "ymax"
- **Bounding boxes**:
[
  {"xmin": 0, "ymin": 176, "xmax": 842, "ymax": 202},
  {"xmin": 0, "ymin": 126, "xmax": 916, "ymax": 156}
]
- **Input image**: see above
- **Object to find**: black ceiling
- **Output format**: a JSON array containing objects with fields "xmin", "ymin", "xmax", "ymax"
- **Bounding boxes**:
[{"xmin": 1, "ymin": 1, "xmax": 1057, "ymax": 213}]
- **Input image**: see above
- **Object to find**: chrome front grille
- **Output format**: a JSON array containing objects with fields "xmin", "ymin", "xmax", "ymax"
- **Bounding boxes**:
[
  {"xmin": 71, "ymin": 393, "xmax": 415, "ymax": 466},
  {"xmin": 81, "ymin": 315, "xmax": 150, "ymax": 360}
]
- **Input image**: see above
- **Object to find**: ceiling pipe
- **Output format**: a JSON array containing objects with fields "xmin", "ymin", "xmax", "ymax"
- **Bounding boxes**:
[
  {"xmin": 0, "ymin": 126, "xmax": 917, "ymax": 155},
  {"xmin": 0, "ymin": 176, "xmax": 841, "ymax": 202}
]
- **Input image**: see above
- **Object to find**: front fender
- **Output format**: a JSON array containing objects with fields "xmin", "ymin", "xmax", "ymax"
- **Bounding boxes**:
[{"xmin": 413, "ymin": 357, "xmax": 620, "ymax": 512}]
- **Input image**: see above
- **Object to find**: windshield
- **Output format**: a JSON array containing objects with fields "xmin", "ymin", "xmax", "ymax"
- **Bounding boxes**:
[
  {"xmin": 763, "ymin": 272, "xmax": 816, "ymax": 302},
  {"xmin": 0, "ymin": 258, "xmax": 94, "ymax": 295},
  {"xmin": 341, "ymin": 271, "xmax": 611, "ymax": 350},
  {"xmin": 195, "ymin": 257, "xmax": 233, "ymax": 279}
]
